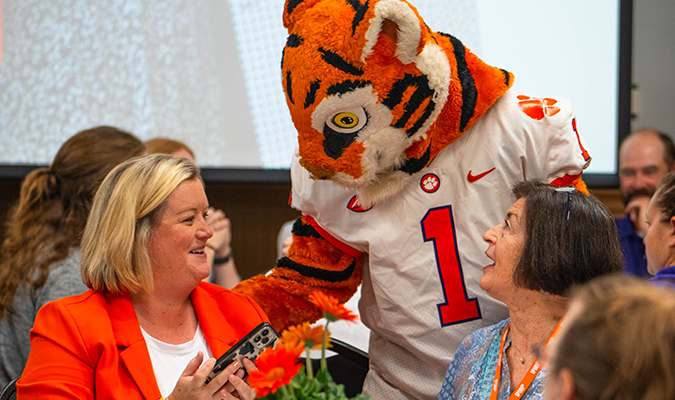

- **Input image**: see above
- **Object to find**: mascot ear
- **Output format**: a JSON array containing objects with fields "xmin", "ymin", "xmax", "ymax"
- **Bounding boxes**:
[
  {"xmin": 360, "ymin": 0, "xmax": 426, "ymax": 64},
  {"xmin": 284, "ymin": 0, "xmax": 321, "ymax": 31}
]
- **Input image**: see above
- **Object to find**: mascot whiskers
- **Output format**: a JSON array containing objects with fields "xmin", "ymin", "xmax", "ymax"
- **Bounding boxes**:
[{"xmin": 233, "ymin": 1, "xmax": 591, "ymax": 398}]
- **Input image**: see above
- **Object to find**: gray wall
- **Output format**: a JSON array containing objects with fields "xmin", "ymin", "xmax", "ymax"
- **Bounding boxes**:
[
  {"xmin": 632, "ymin": 0, "xmax": 675, "ymax": 136},
  {"xmin": 0, "ymin": 0, "xmax": 261, "ymax": 168}
]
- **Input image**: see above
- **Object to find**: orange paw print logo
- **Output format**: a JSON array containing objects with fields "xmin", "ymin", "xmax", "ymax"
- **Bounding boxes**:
[{"xmin": 517, "ymin": 95, "xmax": 561, "ymax": 120}]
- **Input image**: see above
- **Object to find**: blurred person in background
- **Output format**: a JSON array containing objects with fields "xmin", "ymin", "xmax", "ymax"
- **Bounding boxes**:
[
  {"xmin": 641, "ymin": 170, "xmax": 675, "ymax": 288},
  {"xmin": 617, "ymin": 128, "xmax": 675, "ymax": 277},
  {"xmin": 544, "ymin": 274, "xmax": 675, "ymax": 400},
  {"xmin": 0, "ymin": 126, "xmax": 145, "ymax": 387}
]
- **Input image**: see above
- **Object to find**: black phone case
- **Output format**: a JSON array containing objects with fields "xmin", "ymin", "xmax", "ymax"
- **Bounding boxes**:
[{"xmin": 205, "ymin": 322, "xmax": 279, "ymax": 383}]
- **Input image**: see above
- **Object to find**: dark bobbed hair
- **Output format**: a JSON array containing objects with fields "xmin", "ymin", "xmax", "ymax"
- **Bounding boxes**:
[
  {"xmin": 552, "ymin": 275, "xmax": 675, "ymax": 400},
  {"xmin": 511, "ymin": 181, "xmax": 623, "ymax": 296},
  {"xmin": 654, "ymin": 171, "xmax": 675, "ymax": 222}
]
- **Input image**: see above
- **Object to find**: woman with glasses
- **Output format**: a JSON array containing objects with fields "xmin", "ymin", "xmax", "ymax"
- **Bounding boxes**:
[{"xmin": 438, "ymin": 181, "xmax": 623, "ymax": 400}]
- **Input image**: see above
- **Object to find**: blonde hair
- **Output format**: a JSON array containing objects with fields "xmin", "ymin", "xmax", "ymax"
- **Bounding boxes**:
[
  {"xmin": 553, "ymin": 275, "xmax": 675, "ymax": 400},
  {"xmin": 81, "ymin": 154, "xmax": 200, "ymax": 293}
]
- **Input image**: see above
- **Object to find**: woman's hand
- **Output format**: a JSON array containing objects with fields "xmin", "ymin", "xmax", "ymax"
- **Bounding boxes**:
[
  {"xmin": 166, "ymin": 352, "xmax": 256, "ymax": 400},
  {"xmin": 206, "ymin": 208, "xmax": 232, "ymax": 258},
  {"xmin": 220, "ymin": 358, "xmax": 258, "ymax": 400}
]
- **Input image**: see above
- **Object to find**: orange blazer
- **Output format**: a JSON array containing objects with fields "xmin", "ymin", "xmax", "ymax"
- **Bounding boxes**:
[{"xmin": 17, "ymin": 282, "xmax": 268, "ymax": 400}]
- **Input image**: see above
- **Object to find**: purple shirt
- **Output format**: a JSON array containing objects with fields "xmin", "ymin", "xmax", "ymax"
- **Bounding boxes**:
[
  {"xmin": 616, "ymin": 216, "xmax": 650, "ymax": 278},
  {"xmin": 650, "ymin": 266, "xmax": 675, "ymax": 289}
]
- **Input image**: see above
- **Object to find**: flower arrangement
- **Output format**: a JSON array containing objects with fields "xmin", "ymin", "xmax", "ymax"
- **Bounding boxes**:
[{"xmin": 248, "ymin": 291, "xmax": 371, "ymax": 400}]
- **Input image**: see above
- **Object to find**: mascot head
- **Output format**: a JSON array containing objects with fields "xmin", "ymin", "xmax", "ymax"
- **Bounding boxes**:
[{"xmin": 282, "ymin": 0, "xmax": 513, "ymax": 206}]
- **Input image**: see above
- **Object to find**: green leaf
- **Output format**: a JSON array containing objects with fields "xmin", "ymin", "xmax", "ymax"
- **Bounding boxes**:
[
  {"xmin": 314, "ymin": 369, "xmax": 334, "ymax": 385},
  {"xmin": 257, "ymin": 360, "xmax": 371, "ymax": 400},
  {"xmin": 255, "ymin": 389, "xmax": 283, "ymax": 400}
]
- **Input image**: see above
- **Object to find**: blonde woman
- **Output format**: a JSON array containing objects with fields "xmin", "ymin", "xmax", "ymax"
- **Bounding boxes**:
[{"xmin": 18, "ymin": 155, "xmax": 265, "ymax": 399}]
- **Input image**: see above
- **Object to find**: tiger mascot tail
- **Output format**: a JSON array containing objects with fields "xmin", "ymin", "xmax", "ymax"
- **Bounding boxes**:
[{"xmin": 234, "ymin": 0, "xmax": 588, "ymax": 335}]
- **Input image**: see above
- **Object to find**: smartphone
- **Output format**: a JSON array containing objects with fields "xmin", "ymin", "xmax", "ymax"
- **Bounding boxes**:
[{"xmin": 205, "ymin": 322, "xmax": 279, "ymax": 383}]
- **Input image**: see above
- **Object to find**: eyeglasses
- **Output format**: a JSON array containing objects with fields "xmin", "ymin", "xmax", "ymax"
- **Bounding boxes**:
[{"xmin": 554, "ymin": 186, "xmax": 576, "ymax": 226}]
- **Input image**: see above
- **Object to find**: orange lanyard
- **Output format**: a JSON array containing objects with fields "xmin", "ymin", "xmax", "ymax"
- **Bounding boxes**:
[{"xmin": 488, "ymin": 317, "xmax": 566, "ymax": 400}]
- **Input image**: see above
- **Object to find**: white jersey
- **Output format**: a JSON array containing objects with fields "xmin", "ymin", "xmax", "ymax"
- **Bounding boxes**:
[{"xmin": 290, "ymin": 90, "xmax": 591, "ymax": 400}]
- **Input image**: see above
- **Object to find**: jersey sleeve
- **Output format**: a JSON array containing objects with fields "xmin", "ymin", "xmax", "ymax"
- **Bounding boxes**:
[{"xmin": 512, "ymin": 93, "xmax": 592, "ymax": 192}]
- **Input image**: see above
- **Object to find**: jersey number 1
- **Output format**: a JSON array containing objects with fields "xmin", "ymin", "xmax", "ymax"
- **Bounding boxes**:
[{"xmin": 421, "ymin": 206, "xmax": 482, "ymax": 326}]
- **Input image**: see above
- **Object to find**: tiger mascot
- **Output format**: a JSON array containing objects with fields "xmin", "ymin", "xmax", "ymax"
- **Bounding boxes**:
[{"xmin": 233, "ymin": 0, "xmax": 591, "ymax": 398}]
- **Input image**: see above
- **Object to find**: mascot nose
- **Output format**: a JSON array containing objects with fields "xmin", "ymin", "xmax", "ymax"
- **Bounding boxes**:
[{"xmin": 300, "ymin": 159, "xmax": 336, "ymax": 180}]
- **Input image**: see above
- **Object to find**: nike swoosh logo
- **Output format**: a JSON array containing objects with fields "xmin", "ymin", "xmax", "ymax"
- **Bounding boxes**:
[{"xmin": 467, "ymin": 167, "xmax": 496, "ymax": 183}]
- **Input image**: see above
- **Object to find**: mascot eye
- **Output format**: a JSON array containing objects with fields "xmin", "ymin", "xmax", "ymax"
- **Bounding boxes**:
[
  {"xmin": 326, "ymin": 107, "xmax": 367, "ymax": 134},
  {"xmin": 333, "ymin": 112, "xmax": 359, "ymax": 128}
]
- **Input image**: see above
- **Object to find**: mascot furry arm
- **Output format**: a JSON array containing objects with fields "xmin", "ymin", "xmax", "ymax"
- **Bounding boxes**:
[{"xmin": 233, "ymin": 0, "xmax": 590, "ymax": 335}]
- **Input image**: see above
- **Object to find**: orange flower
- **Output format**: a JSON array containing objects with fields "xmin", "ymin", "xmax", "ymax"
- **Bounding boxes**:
[
  {"xmin": 282, "ymin": 322, "xmax": 330, "ymax": 351},
  {"xmin": 278, "ymin": 336, "xmax": 305, "ymax": 355},
  {"xmin": 309, "ymin": 291, "xmax": 358, "ymax": 322},
  {"xmin": 248, "ymin": 341, "xmax": 302, "ymax": 397}
]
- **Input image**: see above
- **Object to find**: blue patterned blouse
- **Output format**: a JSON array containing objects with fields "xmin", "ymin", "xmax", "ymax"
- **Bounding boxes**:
[{"xmin": 438, "ymin": 319, "xmax": 546, "ymax": 400}]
